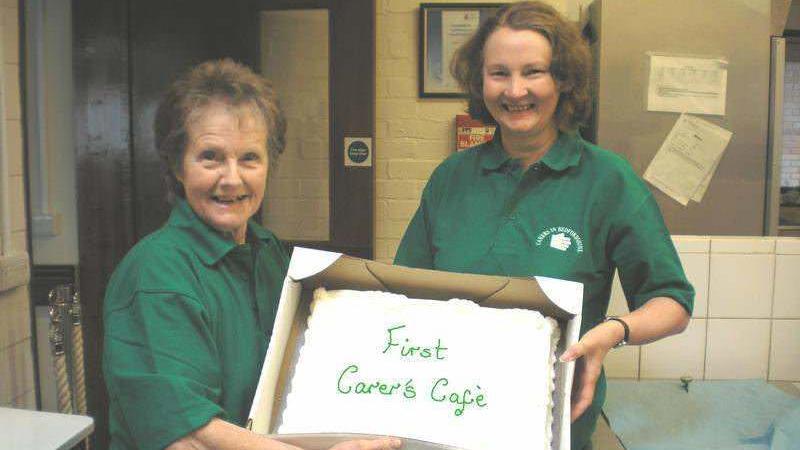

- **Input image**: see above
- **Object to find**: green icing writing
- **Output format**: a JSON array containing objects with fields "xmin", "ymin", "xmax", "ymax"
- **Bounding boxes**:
[
  {"xmin": 403, "ymin": 381, "xmax": 417, "ymax": 399},
  {"xmin": 430, "ymin": 378, "xmax": 488, "ymax": 416},
  {"xmin": 382, "ymin": 324, "xmax": 448, "ymax": 360},
  {"xmin": 337, "ymin": 364, "xmax": 416, "ymax": 398},
  {"xmin": 333, "ymin": 325, "xmax": 487, "ymax": 417}
]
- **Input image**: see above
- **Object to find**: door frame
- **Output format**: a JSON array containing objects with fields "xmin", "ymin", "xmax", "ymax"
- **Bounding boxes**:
[{"xmin": 257, "ymin": 0, "xmax": 375, "ymax": 259}]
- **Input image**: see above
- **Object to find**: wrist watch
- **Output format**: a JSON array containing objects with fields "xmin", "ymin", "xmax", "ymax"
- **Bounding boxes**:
[{"xmin": 604, "ymin": 316, "xmax": 630, "ymax": 348}]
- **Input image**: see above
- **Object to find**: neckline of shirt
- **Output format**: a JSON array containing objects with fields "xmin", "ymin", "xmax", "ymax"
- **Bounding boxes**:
[
  {"xmin": 167, "ymin": 199, "xmax": 276, "ymax": 265},
  {"xmin": 480, "ymin": 130, "xmax": 583, "ymax": 174}
]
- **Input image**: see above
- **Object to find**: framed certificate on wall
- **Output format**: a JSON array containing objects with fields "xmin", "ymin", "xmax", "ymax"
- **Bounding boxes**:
[{"xmin": 418, "ymin": 3, "xmax": 504, "ymax": 98}]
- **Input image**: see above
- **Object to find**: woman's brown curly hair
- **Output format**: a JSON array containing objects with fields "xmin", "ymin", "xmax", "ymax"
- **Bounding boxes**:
[
  {"xmin": 155, "ymin": 58, "xmax": 287, "ymax": 203},
  {"xmin": 451, "ymin": 1, "xmax": 591, "ymax": 132}
]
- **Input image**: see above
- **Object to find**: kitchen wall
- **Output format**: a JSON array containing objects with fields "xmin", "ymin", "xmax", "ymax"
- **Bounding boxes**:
[
  {"xmin": 0, "ymin": 0, "xmax": 35, "ymax": 409},
  {"xmin": 605, "ymin": 236, "xmax": 800, "ymax": 389}
]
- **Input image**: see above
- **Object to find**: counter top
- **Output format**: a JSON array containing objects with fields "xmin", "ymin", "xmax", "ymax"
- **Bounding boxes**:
[
  {"xmin": 602, "ymin": 380, "xmax": 800, "ymax": 450},
  {"xmin": 0, "ymin": 407, "xmax": 93, "ymax": 450}
]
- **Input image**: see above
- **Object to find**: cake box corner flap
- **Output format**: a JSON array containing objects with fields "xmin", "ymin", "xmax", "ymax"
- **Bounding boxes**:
[
  {"xmin": 533, "ymin": 276, "xmax": 584, "ymax": 316},
  {"xmin": 287, "ymin": 247, "xmax": 343, "ymax": 281}
]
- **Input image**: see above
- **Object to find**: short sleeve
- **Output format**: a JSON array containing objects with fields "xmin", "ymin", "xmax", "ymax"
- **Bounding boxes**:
[
  {"xmin": 608, "ymin": 194, "xmax": 694, "ymax": 315},
  {"xmin": 103, "ymin": 291, "xmax": 224, "ymax": 450},
  {"xmin": 394, "ymin": 181, "xmax": 435, "ymax": 269}
]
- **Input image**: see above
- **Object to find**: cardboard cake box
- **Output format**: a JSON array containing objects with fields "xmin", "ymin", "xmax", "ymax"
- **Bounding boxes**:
[{"xmin": 246, "ymin": 247, "xmax": 583, "ymax": 450}]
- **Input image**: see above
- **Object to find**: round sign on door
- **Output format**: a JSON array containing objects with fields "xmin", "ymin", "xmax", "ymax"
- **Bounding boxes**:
[{"xmin": 344, "ymin": 137, "xmax": 372, "ymax": 167}]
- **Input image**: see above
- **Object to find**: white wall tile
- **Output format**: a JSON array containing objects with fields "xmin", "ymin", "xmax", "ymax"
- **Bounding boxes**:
[
  {"xmin": 775, "ymin": 238, "xmax": 800, "ymax": 255},
  {"xmin": 769, "ymin": 320, "xmax": 800, "ymax": 381},
  {"xmin": 641, "ymin": 319, "xmax": 706, "ymax": 380},
  {"xmin": 604, "ymin": 346, "xmax": 639, "ymax": 379},
  {"xmin": 711, "ymin": 237, "xmax": 774, "ymax": 254},
  {"xmin": 607, "ymin": 271, "xmax": 629, "ymax": 316},
  {"xmin": 679, "ymin": 253, "xmax": 709, "ymax": 318},
  {"xmin": 774, "ymin": 255, "xmax": 800, "ymax": 318},
  {"xmin": 706, "ymin": 319, "xmax": 771, "ymax": 380},
  {"xmin": 672, "ymin": 236, "xmax": 710, "ymax": 253},
  {"xmin": 708, "ymin": 254, "xmax": 774, "ymax": 318}
]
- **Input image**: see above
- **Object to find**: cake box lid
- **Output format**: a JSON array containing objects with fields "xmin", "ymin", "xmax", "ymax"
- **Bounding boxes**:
[{"xmin": 287, "ymin": 247, "xmax": 583, "ymax": 318}]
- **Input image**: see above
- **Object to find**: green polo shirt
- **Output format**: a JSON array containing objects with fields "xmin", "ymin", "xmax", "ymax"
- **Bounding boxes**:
[
  {"xmin": 103, "ymin": 199, "xmax": 289, "ymax": 450},
  {"xmin": 395, "ymin": 132, "xmax": 693, "ymax": 450}
]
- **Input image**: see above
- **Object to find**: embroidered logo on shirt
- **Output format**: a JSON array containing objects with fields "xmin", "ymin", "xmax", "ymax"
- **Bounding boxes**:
[
  {"xmin": 549, "ymin": 233, "xmax": 572, "ymax": 251},
  {"xmin": 535, "ymin": 226, "xmax": 584, "ymax": 253}
]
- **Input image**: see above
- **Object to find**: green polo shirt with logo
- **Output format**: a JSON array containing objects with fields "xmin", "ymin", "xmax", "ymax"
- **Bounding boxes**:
[
  {"xmin": 395, "ymin": 132, "xmax": 693, "ymax": 450},
  {"xmin": 103, "ymin": 199, "xmax": 289, "ymax": 450}
]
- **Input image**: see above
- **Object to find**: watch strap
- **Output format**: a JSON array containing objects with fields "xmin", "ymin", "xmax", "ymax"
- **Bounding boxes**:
[{"xmin": 605, "ymin": 316, "xmax": 630, "ymax": 348}]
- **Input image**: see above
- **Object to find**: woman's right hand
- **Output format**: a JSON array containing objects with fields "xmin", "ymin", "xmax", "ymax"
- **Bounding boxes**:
[
  {"xmin": 329, "ymin": 437, "xmax": 402, "ymax": 450},
  {"xmin": 166, "ymin": 418, "xmax": 402, "ymax": 450}
]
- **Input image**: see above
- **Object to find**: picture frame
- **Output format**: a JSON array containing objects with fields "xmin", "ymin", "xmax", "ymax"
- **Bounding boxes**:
[{"xmin": 418, "ymin": 3, "xmax": 504, "ymax": 98}]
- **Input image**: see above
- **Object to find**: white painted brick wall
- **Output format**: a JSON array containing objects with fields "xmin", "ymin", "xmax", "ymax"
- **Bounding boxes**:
[
  {"xmin": 0, "ymin": 2, "xmax": 34, "ymax": 408},
  {"xmin": 261, "ymin": 10, "xmax": 330, "ymax": 241}
]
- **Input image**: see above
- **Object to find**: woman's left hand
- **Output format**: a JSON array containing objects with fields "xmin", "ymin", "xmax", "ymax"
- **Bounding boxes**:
[
  {"xmin": 559, "ymin": 297, "xmax": 691, "ymax": 422},
  {"xmin": 559, "ymin": 320, "xmax": 624, "ymax": 422}
]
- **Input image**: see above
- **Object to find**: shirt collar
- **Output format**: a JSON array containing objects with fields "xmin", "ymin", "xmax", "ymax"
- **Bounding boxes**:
[
  {"xmin": 479, "ymin": 130, "xmax": 583, "ymax": 173},
  {"xmin": 168, "ymin": 199, "xmax": 277, "ymax": 265},
  {"xmin": 479, "ymin": 132, "xmax": 514, "ymax": 172},
  {"xmin": 540, "ymin": 132, "xmax": 583, "ymax": 171}
]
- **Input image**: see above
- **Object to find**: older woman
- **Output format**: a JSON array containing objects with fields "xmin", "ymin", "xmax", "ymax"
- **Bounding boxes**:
[
  {"xmin": 103, "ymin": 60, "xmax": 401, "ymax": 450},
  {"xmin": 394, "ymin": 3, "xmax": 693, "ymax": 449}
]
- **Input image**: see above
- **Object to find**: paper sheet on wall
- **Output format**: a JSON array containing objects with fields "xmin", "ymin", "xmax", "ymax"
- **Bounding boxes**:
[
  {"xmin": 643, "ymin": 114, "xmax": 732, "ymax": 206},
  {"xmin": 438, "ymin": 10, "xmax": 480, "ymax": 91},
  {"xmin": 646, "ymin": 54, "xmax": 728, "ymax": 116}
]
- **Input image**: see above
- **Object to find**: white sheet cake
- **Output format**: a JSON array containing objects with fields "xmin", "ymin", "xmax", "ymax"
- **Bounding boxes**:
[{"xmin": 277, "ymin": 288, "xmax": 561, "ymax": 450}]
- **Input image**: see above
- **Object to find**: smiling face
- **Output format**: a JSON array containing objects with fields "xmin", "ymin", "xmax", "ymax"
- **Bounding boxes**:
[
  {"xmin": 177, "ymin": 102, "xmax": 268, "ymax": 244},
  {"xmin": 482, "ymin": 27, "xmax": 560, "ymax": 146}
]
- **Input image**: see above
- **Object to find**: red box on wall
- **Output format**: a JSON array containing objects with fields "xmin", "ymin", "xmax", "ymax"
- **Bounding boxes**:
[{"xmin": 456, "ymin": 114, "xmax": 495, "ymax": 151}]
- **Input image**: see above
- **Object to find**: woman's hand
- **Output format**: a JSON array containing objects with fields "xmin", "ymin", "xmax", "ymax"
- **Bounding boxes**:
[
  {"xmin": 329, "ymin": 437, "xmax": 403, "ymax": 450},
  {"xmin": 166, "ymin": 419, "xmax": 402, "ymax": 450},
  {"xmin": 559, "ymin": 319, "xmax": 623, "ymax": 422},
  {"xmin": 559, "ymin": 297, "xmax": 690, "ymax": 422}
]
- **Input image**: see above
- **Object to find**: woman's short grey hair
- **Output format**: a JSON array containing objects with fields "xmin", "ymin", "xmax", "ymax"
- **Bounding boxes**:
[{"xmin": 154, "ymin": 58, "xmax": 287, "ymax": 202}]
